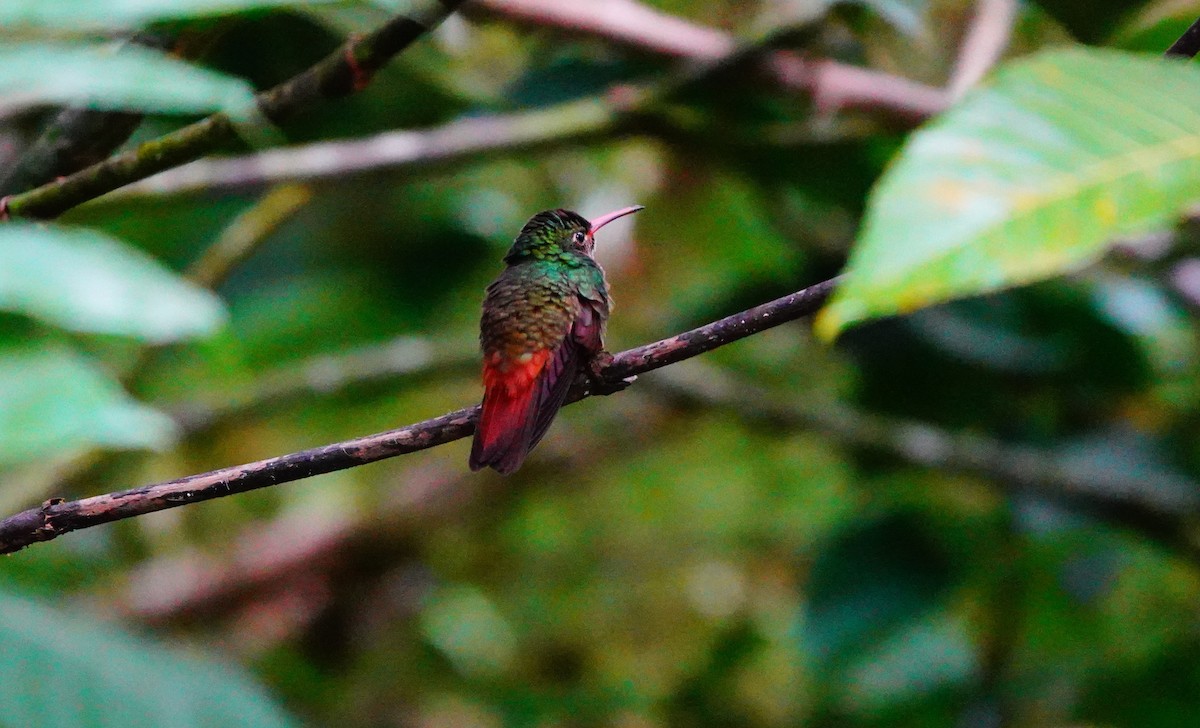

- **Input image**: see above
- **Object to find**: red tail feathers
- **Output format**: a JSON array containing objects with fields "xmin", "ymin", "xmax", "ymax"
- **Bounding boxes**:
[{"xmin": 469, "ymin": 349, "xmax": 551, "ymax": 474}]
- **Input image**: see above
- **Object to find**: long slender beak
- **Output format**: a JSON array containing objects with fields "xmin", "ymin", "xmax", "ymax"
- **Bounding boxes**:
[{"xmin": 589, "ymin": 205, "xmax": 644, "ymax": 233}]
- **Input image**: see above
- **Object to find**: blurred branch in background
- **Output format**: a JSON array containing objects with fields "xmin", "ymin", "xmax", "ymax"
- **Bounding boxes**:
[
  {"xmin": 0, "ymin": 0, "xmax": 466, "ymax": 220},
  {"xmin": 646, "ymin": 363, "xmax": 1200, "ymax": 562},
  {"xmin": 765, "ymin": 54, "xmax": 947, "ymax": 119},
  {"xmin": 171, "ymin": 336, "xmax": 475, "ymax": 436},
  {"xmin": 476, "ymin": 0, "xmax": 949, "ymax": 118},
  {"xmin": 186, "ymin": 183, "xmax": 313, "ymax": 288},
  {"xmin": 111, "ymin": 0, "xmax": 954, "ymax": 199},
  {"xmin": 111, "ymin": 183, "xmax": 314, "ymax": 384},
  {"xmin": 473, "ymin": 0, "xmax": 733, "ymax": 60},
  {"xmin": 945, "ymin": 0, "xmax": 1018, "ymax": 101},
  {"xmin": 121, "ymin": 98, "xmax": 621, "ymax": 196},
  {"xmin": 1, "ymin": 0, "xmax": 964, "ymax": 211},
  {"xmin": 0, "ymin": 277, "xmax": 838, "ymax": 554},
  {"xmin": 117, "ymin": 463, "xmax": 462, "ymax": 625}
]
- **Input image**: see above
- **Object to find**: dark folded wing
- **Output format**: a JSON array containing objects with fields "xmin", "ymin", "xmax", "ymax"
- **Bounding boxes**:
[
  {"xmin": 526, "ymin": 336, "xmax": 581, "ymax": 455},
  {"xmin": 527, "ymin": 295, "xmax": 606, "ymax": 453}
]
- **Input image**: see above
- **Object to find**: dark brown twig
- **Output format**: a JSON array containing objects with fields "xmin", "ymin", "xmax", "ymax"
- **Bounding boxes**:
[
  {"xmin": 1, "ymin": 0, "xmax": 465, "ymax": 220},
  {"xmin": 0, "ymin": 276, "xmax": 838, "ymax": 554},
  {"xmin": 1165, "ymin": 17, "xmax": 1200, "ymax": 59}
]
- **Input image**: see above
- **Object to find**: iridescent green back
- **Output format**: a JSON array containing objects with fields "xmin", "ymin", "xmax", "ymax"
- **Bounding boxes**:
[{"xmin": 481, "ymin": 210, "xmax": 609, "ymax": 360}]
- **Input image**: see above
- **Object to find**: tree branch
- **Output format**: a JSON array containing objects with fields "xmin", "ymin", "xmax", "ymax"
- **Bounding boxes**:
[
  {"xmin": 105, "ymin": 0, "xmax": 950, "ymax": 198},
  {"xmin": 118, "ymin": 98, "xmax": 620, "ymax": 197},
  {"xmin": 171, "ymin": 336, "xmax": 474, "ymax": 436},
  {"xmin": 473, "ymin": 0, "xmax": 732, "ymax": 60},
  {"xmin": 944, "ymin": 0, "xmax": 1017, "ymax": 101},
  {"xmin": 186, "ymin": 184, "xmax": 313, "ymax": 288},
  {"xmin": 1165, "ymin": 16, "xmax": 1200, "ymax": 59},
  {"xmin": 764, "ymin": 54, "xmax": 948, "ymax": 119},
  {"xmin": 647, "ymin": 363, "xmax": 1200, "ymax": 561},
  {"xmin": 0, "ymin": 0, "xmax": 465, "ymax": 220},
  {"xmin": 477, "ymin": 0, "xmax": 949, "ymax": 118},
  {"xmin": 0, "ymin": 276, "xmax": 838, "ymax": 555}
]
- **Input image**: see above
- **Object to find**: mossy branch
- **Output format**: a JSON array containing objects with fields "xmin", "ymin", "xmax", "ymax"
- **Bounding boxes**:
[{"xmin": 0, "ymin": 0, "xmax": 465, "ymax": 220}]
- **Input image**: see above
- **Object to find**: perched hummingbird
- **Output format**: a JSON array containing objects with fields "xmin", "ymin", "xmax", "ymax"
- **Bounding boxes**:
[{"xmin": 469, "ymin": 205, "xmax": 644, "ymax": 474}]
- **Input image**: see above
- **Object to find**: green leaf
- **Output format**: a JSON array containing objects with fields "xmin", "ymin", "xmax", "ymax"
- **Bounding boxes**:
[
  {"xmin": 0, "ymin": 587, "xmax": 296, "ymax": 728},
  {"xmin": 0, "ymin": 0, "xmax": 343, "ymax": 30},
  {"xmin": 818, "ymin": 49, "xmax": 1200, "ymax": 338},
  {"xmin": 0, "ymin": 224, "xmax": 225, "ymax": 342},
  {"xmin": 0, "ymin": 42, "xmax": 255, "ymax": 116},
  {"xmin": 0, "ymin": 343, "xmax": 175, "ymax": 466}
]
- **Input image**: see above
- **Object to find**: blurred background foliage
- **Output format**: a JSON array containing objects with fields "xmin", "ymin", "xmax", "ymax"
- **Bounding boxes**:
[{"xmin": 2, "ymin": 0, "xmax": 1200, "ymax": 726}]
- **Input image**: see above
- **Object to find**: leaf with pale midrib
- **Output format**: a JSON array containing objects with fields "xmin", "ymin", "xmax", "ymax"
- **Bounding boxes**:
[{"xmin": 818, "ymin": 49, "xmax": 1200, "ymax": 338}]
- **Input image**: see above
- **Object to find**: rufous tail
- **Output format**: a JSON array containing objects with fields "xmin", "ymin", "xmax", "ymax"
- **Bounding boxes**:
[{"xmin": 469, "ymin": 350, "xmax": 550, "ymax": 474}]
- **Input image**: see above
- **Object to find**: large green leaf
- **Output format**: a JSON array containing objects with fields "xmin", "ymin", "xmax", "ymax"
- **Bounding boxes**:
[
  {"xmin": 818, "ymin": 49, "xmax": 1200, "ymax": 338},
  {"xmin": 0, "ymin": 0, "xmax": 343, "ymax": 30},
  {"xmin": 0, "ymin": 42, "xmax": 254, "ymax": 116},
  {"xmin": 0, "ymin": 224, "xmax": 225, "ymax": 342},
  {"xmin": 0, "ymin": 343, "xmax": 175, "ymax": 466},
  {"xmin": 0, "ymin": 587, "xmax": 295, "ymax": 728}
]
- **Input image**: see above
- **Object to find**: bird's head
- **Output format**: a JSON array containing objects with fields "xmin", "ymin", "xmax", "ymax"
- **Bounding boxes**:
[{"xmin": 504, "ymin": 205, "xmax": 643, "ymax": 263}]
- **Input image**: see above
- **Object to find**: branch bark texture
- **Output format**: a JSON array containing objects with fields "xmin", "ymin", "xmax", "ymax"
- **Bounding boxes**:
[
  {"xmin": 1, "ymin": 0, "xmax": 464, "ymax": 220},
  {"xmin": 0, "ymin": 277, "xmax": 838, "ymax": 555},
  {"xmin": 1165, "ymin": 17, "xmax": 1200, "ymax": 59}
]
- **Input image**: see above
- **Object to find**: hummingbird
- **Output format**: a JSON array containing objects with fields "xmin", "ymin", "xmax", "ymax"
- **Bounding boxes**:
[{"xmin": 469, "ymin": 205, "xmax": 644, "ymax": 474}]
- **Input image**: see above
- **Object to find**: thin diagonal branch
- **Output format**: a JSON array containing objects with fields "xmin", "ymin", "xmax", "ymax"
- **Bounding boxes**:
[
  {"xmin": 170, "ymin": 337, "xmax": 475, "ymax": 436},
  {"xmin": 186, "ymin": 184, "xmax": 313, "ymax": 288},
  {"xmin": 478, "ymin": 0, "xmax": 948, "ymax": 118},
  {"xmin": 474, "ymin": 0, "xmax": 732, "ymax": 59},
  {"xmin": 120, "ymin": 98, "xmax": 620, "ymax": 197},
  {"xmin": 0, "ymin": 0, "xmax": 464, "ymax": 220},
  {"xmin": 1165, "ymin": 16, "xmax": 1200, "ymax": 59},
  {"xmin": 0, "ymin": 276, "xmax": 839, "ymax": 555},
  {"xmin": 82, "ymin": 2, "xmax": 949, "ymax": 199},
  {"xmin": 945, "ymin": 0, "xmax": 1017, "ymax": 101},
  {"xmin": 647, "ymin": 363, "xmax": 1200, "ymax": 561}
]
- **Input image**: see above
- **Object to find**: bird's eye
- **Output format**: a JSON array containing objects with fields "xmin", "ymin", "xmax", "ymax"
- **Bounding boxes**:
[{"xmin": 572, "ymin": 231, "xmax": 587, "ymax": 247}]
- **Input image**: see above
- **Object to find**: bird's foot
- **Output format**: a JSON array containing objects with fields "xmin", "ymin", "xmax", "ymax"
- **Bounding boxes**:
[{"xmin": 585, "ymin": 351, "xmax": 636, "ymax": 396}]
